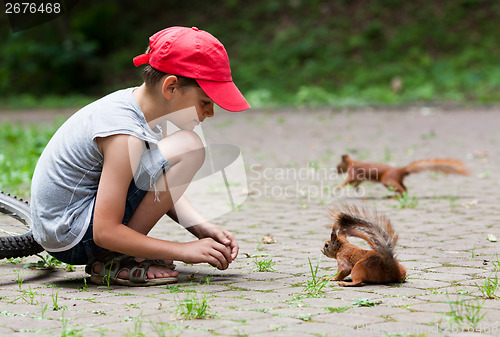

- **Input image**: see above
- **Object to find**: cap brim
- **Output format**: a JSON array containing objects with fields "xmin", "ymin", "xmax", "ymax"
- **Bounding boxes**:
[{"xmin": 196, "ymin": 79, "xmax": 250, "ymax": 112}]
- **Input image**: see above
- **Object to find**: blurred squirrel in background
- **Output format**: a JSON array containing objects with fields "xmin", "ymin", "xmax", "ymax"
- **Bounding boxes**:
[
  {"xmin": 336, "ymin": 154, "xmax": 470, "ymax": 195},
  {"xmin": 322, "ymin": 204, "xmax": 406, "ymax": 286}
]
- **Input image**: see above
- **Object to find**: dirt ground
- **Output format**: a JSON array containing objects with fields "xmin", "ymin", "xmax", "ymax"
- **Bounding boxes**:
[{"xmin": 0, "ymin": 107, "xmax": 499, "ymax": 336}]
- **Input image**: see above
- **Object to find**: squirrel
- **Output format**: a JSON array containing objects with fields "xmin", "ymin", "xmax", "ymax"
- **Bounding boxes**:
[
  {"xmin": 336, "ymin": 154, "xmax": 470, "ymax": 195},
  {"xmin": 322, "ymin": 204, "xmax": 406, "ymax": 286}
]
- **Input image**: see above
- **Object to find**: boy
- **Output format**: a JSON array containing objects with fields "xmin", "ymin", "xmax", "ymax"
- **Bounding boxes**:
[{"xmin": 30, "ymin": 26, "xmax": 250, "ymax": 286}]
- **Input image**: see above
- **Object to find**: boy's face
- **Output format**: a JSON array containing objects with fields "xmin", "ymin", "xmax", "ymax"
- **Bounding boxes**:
[{"xmin": 167, "ymin": 86, "xmax": 214, "ymax": 130}]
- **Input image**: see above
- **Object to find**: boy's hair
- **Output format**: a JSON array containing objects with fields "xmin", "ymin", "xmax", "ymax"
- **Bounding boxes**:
[
  {"xmin": 141, "ymin": 47, "xmax": 199, "ymax": 89},
  {"xmin": 142, "ymin": 65, "xmax": 199, "ymax": 89}
]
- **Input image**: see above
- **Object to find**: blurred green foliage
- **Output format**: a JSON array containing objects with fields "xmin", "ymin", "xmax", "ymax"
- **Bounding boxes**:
[
  {"xmin": 0, "ymin": 122, "xmax": 60, "ymax": 198},
  {"xmin": 1, "ymin": 0, "xmax": 500, "ymax": 108}
]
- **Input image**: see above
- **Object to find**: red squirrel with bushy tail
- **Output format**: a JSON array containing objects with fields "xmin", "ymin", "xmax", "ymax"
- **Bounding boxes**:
[
  {"xmin": 336, "ymin": 154, "xmax": 470, "ymax": 195},
  {"xmin": 322, "ymin": 204, "xmax": 406, "ymax": 287}
]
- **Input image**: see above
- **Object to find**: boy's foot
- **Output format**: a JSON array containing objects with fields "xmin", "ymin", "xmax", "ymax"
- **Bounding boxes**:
[
  {"xmin": 93, "ymin": 257, "xmax": 178, "ymax": 279},
  {"xmin": 85, "ymin": 252, "xmax": 178, "ymax": 286}
]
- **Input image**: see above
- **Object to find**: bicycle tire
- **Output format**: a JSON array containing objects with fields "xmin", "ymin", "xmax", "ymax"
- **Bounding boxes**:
[{"xmin": 0, "ymin": 191, "xmax": 44, "ymax": 259}]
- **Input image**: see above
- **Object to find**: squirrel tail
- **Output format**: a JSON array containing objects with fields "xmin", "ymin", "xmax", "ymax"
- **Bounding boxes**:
[
  {"xmin": 403, "ymin": 159, "xmax": 470, "ymax": 175},
  {"xmin": 329, "ymin": 204, "xmax": 398, "ymax": 259}
]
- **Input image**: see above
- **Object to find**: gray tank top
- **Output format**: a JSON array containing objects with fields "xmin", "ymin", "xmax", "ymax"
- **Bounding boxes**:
[{"xmin": 31, "ymin": 87, "xmax": 162, "ymax": 251}]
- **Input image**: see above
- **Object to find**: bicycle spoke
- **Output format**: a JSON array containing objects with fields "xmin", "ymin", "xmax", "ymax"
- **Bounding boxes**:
[{"xmin": 0, "ymin": 228, "xmax": 22, "ymax": 236}]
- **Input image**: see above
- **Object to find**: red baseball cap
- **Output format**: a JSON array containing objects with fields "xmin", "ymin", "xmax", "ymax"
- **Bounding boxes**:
[{"xmin": 133, "ymin": 26, "xmax": 250, "ymax": 112}]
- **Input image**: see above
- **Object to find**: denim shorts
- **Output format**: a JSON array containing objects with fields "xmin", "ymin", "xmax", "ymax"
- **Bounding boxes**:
[{"xmin": 49, "ymin": 145, "xmax": 170, "ymax": 266}]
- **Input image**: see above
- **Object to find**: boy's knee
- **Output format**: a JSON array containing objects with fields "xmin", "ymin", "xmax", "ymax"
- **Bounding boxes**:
[
  {"xmin": 177, "ymin": 130, "xmax": 204, "ymax": 153},
  {"xmin": 159, "ymin": 130, "xmax": 205, "ymax": 165}
]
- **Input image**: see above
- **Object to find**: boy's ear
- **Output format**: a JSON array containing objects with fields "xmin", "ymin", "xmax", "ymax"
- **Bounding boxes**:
[{"xmin": 161, "ymin": 75, "xmax": 178, "ymax": 100}]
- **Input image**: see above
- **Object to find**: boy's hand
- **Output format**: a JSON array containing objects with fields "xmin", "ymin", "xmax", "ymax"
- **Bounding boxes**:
[
  {"xmin": 188, "ymin": 222, "xmax": 239, "ymax": 261},
  {"xmin": 181, "ymin": 238, "xmax": 233, "ymax": 270}
]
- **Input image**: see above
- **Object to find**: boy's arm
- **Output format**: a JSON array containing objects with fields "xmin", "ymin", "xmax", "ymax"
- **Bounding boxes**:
[
  {"xmin": 93, "ymin": 134, "xmax": 233, "ymax": 269},
  {"xmin": 167, "ymin": 196, "xmax": 239, "ymax": 260}
]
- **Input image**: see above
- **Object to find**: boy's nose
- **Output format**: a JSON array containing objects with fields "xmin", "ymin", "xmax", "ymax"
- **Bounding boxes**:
[{"xmin": 205, "ymin": 105, "xmax": 214, "ymax": 118}]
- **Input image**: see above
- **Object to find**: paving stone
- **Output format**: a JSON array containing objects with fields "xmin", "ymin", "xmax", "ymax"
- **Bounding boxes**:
[
  {"xmin": 427, "ymin": 265, "xmax": 486, "ymax": 275},
  {"xmin": 377, "ymin": 296, "xmax": 425, "ymax": 307},
  {"xmin": 416, "ymin": 271, "xmax": 473, "ymax": 282},
  {"xmin": 370, "ymin": 286, "xmax": 426, "ymax": 298},
  {"xmin": 297, "ymin": 297, "xmax": 353, "ymax": 309},
  {"xmin": 403, "ymin": 261, "xmax": 443, "ymax": 270},
  {"xmin": 219, "ymin": 309, "xmax": 270, "ymax": 321},
  {"xmin": 371, "ymin": 321, "xmax": 442, "ymax": 336},
  {"xmin": 313, "ymin": 312, "xmax": 387, "ymax": 327},
  {"xmin": 266, "ymin": 306, "xmax": 326, "ymax": 320},
  {"xmin": 407, "ymin": 302, "xmax": 455, "ymax": 313},
  {"xmin": 320, "ymin": 289, "xmax": 384, "ymax": 301},
  {"xmin": 215, "ymin": 316, "xmax": 303, "ymax": 336},
  {"xmin": 403, "ymin": 278, "xmax": 451, "ymax": 289},
  {"xmin": 348, "ymin": 305, "xmax": 408, "ymax": 317}
]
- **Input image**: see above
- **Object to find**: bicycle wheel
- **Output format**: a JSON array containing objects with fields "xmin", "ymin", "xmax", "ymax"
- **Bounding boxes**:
[{"xmin": 0, "ymin": 191, "xmax": 44, "ymax": 259}]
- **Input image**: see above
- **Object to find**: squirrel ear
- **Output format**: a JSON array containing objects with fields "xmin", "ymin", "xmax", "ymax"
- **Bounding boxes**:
[
  {"xmin": 331, "ymin": 231, "xmax": 337, "ymax": 241},
  {"xmin": 341, "ymin": 154, "xmax": 349, "ymax": 161}
]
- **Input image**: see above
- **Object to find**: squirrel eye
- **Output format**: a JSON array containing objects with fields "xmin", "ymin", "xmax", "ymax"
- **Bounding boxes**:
[{"xmin": 325, "ymin": 243, "xmax": 329, "ymax": 248}]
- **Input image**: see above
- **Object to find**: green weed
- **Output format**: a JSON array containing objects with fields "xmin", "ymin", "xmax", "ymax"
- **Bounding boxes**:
[
  {"xmin": 39, "ymin": 296, "xmax": 49, "ymax": 319},
  {"xmin": 102, "ymin": 259, "xmax": 114, "ymax": 289},
  {"xmin": 444, "ymin": 294, "xmax": 486, "ymax": 330},
  {"xmin": 252, "ymin": 257, "xmax": 276, "ymax": 272},
  {"xmin": 52, "ymin": 289, "xmax": 66, "ymax": 311},
  {"xmin": 301, "ymin": 257, "xmax": 329, "ymax": 297},
  {"xmin": 203, "ymin": 272, "xmax": 214, "ymax": 285},
  {"xmin": 352, "ymin": 298, "xmax": 380, "ymax": 307},
  {"xmin": 149, "ymin": 321, "xmax": 181, "ymax": 337},
  {"xmin": 16, "ymin": 272, "xmax": 23, "ymax": 290},
  {"xmin": 124, "ymin": 315, "xmax": 147, "ymax": 337},
  {"xmin": 164, "ymin": 285, "xmax": 196, "ymax": 294},
  {"xmin": 475, "ymin": 274, "xmax": 499, "ymax": 299},
  {"xmin": 469, "ymin": 244, "xmax": 476, "ymax": 260},
  {"xmin": 325, "ymin": 306, "xmax": 351, "ymax": 313},
  {"xmin": 176, "ymin": 294, "xmax": 212, "ymax": 319},
  {"xmin": 79, "ymin": 278, "xmax": 89, "ymax": 292},
  {"xmin": 449, "ymin": 195, "xmax": 458, "ymax": 211},
  {"xmin": 118, "ymin": 291, "xmax": 135, "ymax": 296},
  {"xmin": 59, "ymin": 314, "xmax": 83, "ymax": 337},
  {"xmin": 10, "ymin": 285, "xmax": 38, "ymax": 305},
  {"xmin": 394, "ymin": 191, "xmax": 419, "ymax": 209},
  {"xmin": 10, "ymin": 273, "xmax": 39, "ymax": 305},
  {"xmin": 24, "ymin": 286, "xmax": 38, "ymax": 305},
  {"xmin": 24, "ymin": 253, "xmax": 74, "ymax": 271},
  {"xmin": 420, "ymin": 130, "xmax": 436, "ymax": 140},
  {"xmin": 6, "ymin": 257, "xmax": 23, "ymax": 265},
  {"xmin": 491, "ymin": 254, "xmax": 500, "ymax": 271}
]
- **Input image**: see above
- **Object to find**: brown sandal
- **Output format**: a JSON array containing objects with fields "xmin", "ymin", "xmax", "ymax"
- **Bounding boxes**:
[{"xmin": 85, "ymin": 252, "xmax": 177, "ymax": 286}]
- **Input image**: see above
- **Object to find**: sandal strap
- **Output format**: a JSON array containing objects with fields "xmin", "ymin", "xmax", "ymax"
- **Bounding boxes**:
[
  {"xmin": 90, "ymin": 252, "xmax": 143, "ymax": 281},
  {"xmin": 118, "ymin": 258, "xmax": 156, "ymax": 284},
  {"xmin": 123, "ymin": 259, "xmax": 175, "ymax": 283},
  {"xmin": 87, "ymin": 252, "xmax": 175, "ymax": 284},
  {"xmin": 99, "ymin": 253, "xmax": 127, "ymax": 277}
]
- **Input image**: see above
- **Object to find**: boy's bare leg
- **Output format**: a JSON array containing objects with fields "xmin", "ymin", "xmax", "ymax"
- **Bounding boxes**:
[
  {"xmin": 127, "ymin": 130, "xmax": 205, "ymax": 234},
  {"xmin": 95, "ymin": 131, "xmax": 205, "ymax": 280}
]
